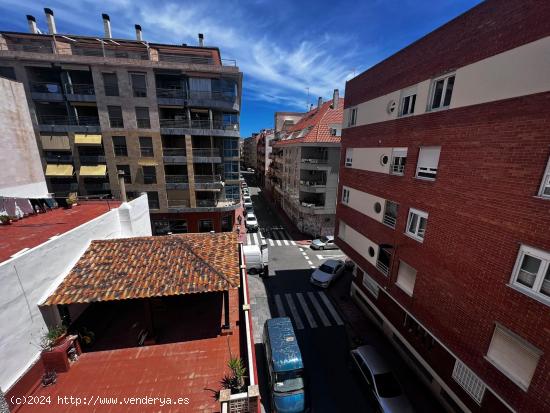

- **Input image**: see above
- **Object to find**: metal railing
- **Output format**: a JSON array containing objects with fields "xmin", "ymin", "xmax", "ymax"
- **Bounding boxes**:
[
  {"xmin": 30, "ymin": 82, "xmax": 62, "ymax": 94},
  {"xmin": 4, "ymin": 43, "xmax": 54, "ymax": 54},
  {"xmin": 165, "ymin": 175, "xmax": 189, "ymax": 183},
  {"xmin": 301, "ymin": 158, "xmax": 328, "ymax": 165},
  {"xmin": 193, "ymin": 148, "xmax": 220, "ymax": 158},
  {"xmin": 300, "ymin": 180, "xmax": 326, "ymax": 186},
  {"xmin": 159, "ymin": 119, "xmax": 189, "ymax": 128},
  {"xmin": 194, "ymin": 175, "xmax": 222, "ymax": 183},
  {"xmin": 39, "ymin": 115, "xmax": 100, "ymax": 126},
  {"xmin": 162, "ymin": 148, "xmax": 187, "ymax": 157},
  {"xmin": 159, "ymin": 119, "xmax": 239, "ymax": 131},
  {"xmin": 72, "ymin": 47, "xmax": 149, "ymax": 60},
  {"xmin": 196, "ymin": 199, "xmax": 217, "ymax": 207},
  {"xmin": 167, "ymin": 199, "xmax": 190, "ymax": 208},
  {"xmin": 44, "ymin": 154, "xmax": 73, "ymax": 163},
  {"xmin": 68, "ymin": 83, "xmax": 95, "ymax": 95},
  {"xmin": 156, "ymin": 88, "xmax": 185, "ymax": 99},
  {"xmin": 158, "ymin": 54, "xmax": 214, "ymax": 65},
  {"xmin": 79, "ymin": 155, "xmax": 106, "ymax": 163},
  {"xmin": 383, "ymin": 214, "xmax": 397, "ymax": 228},
  {"xmin": 376, "ymin": 260, "xmax": 389, "ymax": 276},
  {"xmin": 390, "ymin": 163, "xmax": 405, "ymax": 175}
]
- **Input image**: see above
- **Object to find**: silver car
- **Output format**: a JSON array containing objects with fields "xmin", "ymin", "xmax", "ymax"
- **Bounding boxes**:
[
  {"xmin": 310, "ymin": 259, "xmax": 345, "ymax": 288},
  {"xmin": 350, "ymin": 345, "xmax": 414, "ymax": 413},
  {"xmin": 310, "ymin": 235, "xmax": 338, "ymax": 250}
]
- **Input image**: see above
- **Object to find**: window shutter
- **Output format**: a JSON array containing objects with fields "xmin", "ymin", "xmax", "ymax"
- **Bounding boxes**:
[
  {"xmin": 392, "ymin": 148, "xmax": 408, "ymax": 158},
  {"xmin": 396, "ymin": 261, "xmax": 417, "ymax": 295},
  {"xmin": 487, "ymin": 326, "xmax": 541, "ymax": 390},
  {"xmin": 418, "ymin": 147, "xmax": 441, "ymax": 169}
]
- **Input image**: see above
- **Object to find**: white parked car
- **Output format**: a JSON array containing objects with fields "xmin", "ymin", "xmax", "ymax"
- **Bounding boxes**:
[
  {"xmin": 310, "ymin": 259, "xmax": 345, "ymax": 288},
  {"xmin": 245, "ymin": 213, "xmax": 259, "ymax": 232},
  {"xmin": 310, "ymin": 235, "xmax": 338, "ymax": 250},
  {"xmin": 243, "ymin": 196, "xmax": 253, "ymax": 208},
  {"xmin": 350, "ymin": 345, "xmax": 414, "ymax": 413}
]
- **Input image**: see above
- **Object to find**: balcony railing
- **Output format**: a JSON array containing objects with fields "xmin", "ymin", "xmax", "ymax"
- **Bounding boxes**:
[
  {"xmin": 72, "ymin": 47, "xmax": 149, "ymax": 60},
  {"xmin": 162, "ymin": 148, "xmax": 187, "ymax": 157},
  {"xmin": 383, "ymin": 214, "xmax": 397, "ymax": 228},
  {"xmin": 301, "ymin": 158, "xmax": 328, "ymax": 164},
  {"xmin": 31, "ymin": 82, "xmax": 62, "ymax": 94},
  {"xmin": 156, "ymin": 88, "xmax": 185, "ymax": 99},
  {"xmin": 390, "ymin": 163, "xmax": 405, "ymax": 175},
  {"xmin": 84, "ymin": 182, "xmax": 111, "ymax": 191},
  {"xmin": 193, "ymin": 148, "xmax": 220, "ymax": 158},
  {"xmin": 39, "ymin": 115, "xmax": 100, "ymax": 126},
  {"xmin": 167, "ymin": 199, "xmax": 191, "ymax": 208},
  {"xmin": 165, "ymin": 175, "xmax": 189, "ymax": 183},
  {"xmin": 158, "ymin": 54, "xmax": 214, "ymax": 65},
  {"xmin": 67, "ymin": 83, "xmax": 95, "ymax": 95},
  {"xmin": 159, "ymin": 119, "xmax": 239, "ymax": 131},
  {"xmin": 376, "ymin": 260, "xmax": 390, "ymax": 276},
  {"xmin": 194, "ymin": 175, "xmax": 222, "ymax": 183},
  {"xmin": 51, "ymin": 183, "xmax": 79, "ymax": 193},
  {"xmin": 4, "ymin": 44, "xmax": 54, "ymax": 54},
  {"xmin": 300, "ymin": 180, "xmax": 326, "ymax": 186},
  {"xmin": 196, "ymin": 199, "xmax": 217, "ymax": 207},
  {"xmin": 44, "ymin": 154, "xmax": 73, "ymax": 163},
  {"xmin": 79, "ymin": 155, "xmax": 106, "ymax": 163}
]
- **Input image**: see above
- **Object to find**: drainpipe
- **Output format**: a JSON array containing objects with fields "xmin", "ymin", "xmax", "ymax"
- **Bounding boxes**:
[{"xmin": 118, "ymin": 170, "xmax": 127, "ymax": 202}]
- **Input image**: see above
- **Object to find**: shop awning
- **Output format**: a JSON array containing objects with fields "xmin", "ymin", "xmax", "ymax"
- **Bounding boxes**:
[
  {"xmin": 45, "ymin": 164, "xmax": 74, "ymax": 176},
  {"xmin": 79, "ymin": 165, "xmax": 107, "ymax": 177},
  {"xmin": 74, "ymin": 134, "xmax": 102, "ymax": 145},
  {"xmin": 138, "ymin": 159, "xmax": 159, "ymax": 166}
]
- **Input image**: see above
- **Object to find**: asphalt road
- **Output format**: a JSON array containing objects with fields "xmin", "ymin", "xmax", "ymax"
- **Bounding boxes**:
[{"xmin": 242, "ymin": 173, "xmax": 374, "ymax": 413}]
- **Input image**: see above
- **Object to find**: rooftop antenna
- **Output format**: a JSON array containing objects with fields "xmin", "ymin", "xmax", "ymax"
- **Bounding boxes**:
[{"xmin": 305, "ymin": 87, "xmax": 310, "ymax": 111}]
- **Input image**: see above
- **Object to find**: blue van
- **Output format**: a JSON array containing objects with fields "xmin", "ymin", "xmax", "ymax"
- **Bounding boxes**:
[{"xmin": 263, "ymin": 317, "xmax": 308, "ymax": 413}]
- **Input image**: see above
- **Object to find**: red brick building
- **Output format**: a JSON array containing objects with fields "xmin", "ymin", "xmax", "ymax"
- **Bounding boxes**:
[{"xmin": 336, "ymin": 1, "xmax": 550, "ymax": 412}]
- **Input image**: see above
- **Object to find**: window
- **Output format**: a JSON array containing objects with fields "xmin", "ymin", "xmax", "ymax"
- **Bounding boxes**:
[
  {"xmin": 539, "ymin": 157, "xmax": 550, "ymax": 198},
  {"xmin": 130, "ymin": 72, "xmax": 147, "ymax": 97},
  {"xmin": 0, "ymin": 66, "xmax": 16, "ymax": 80},
  {"xmin": 221, "ymin": 215, "xmax": 233, "ymax": 232},
  {"xmin": 376, "ymin": 247, "xmax": 391, "ymax": 276},
  {"xmin": 339, "ymin": 220, "xmax": 347, "ymax": 240},
  {"xmin": 108, "ymin": 106, "xmax": 124, "ymax": 128},
  {"xmin": 223, "ymin": 138, "xmax": 239, "ymax": 157},
  {"xmin": 112, "ymin": 136, "xmax": 128, "ymax": 157},
  {"xmin": 330, "ymin": 124, "xmax": 342, "ymax": 136},
  {"xmin": 452, "ymin": 360, "xmax": 486, "ymax": 404},
  {"xmin": 102, "ymin": 73, "xmax": 119, "ymax": 96},
  {"xmin": 486, "ymin": 325, "xmax": 542, "ymax": 390},
  {"xmin": 117, "ymin": 164, "xmax": 131, "ymax": 184},
  {"xmin": 224, "ymin": 161, "xmax": 239, "ymax": 180},
  {"xmin": 225, "ymin": 185, "xmax": 240, "ymax": 200},
  {"xmin": 135, "ymin": 107, "xmax": 150, "ymax": 129},
  {"xmin": 345, "ymin": 148, "xmax": 353, "ymax": 167},
  {"xmin": 139, "ymin": 137, "xmax": 154, "ymax": 157},
  {"xmin": 390, "ymin": 148, "xmax": 407, "ymax": 175},
  {"xmin": 430, "ymin": 74, "xmax": 455, "ymax": 110},
  {"xmin": 348, "ymin": 107, "xmax": 357, "ymax": 127},
  {"xmin": 383, "ymin": 200, "xmax": 398, "ymax": 228},
  {"xmin": 142, "ymin": 166, "xmax": 157, "ymax": 184},
  {"xmin": 199, "ymin": 219, "xmax": 214, "ymax": 232},
  {"xmin": 510, "ymin": 245, "xmax": 550, "ymax": 303},
  {"xmin": 342, "ymin": 187, "xmax": 350, "ymax": 204},
  {"xmin": 416, "ymin": 146, "xmax": 441, "ymax": 180},
  {"xmin": 395, "ymin": 261, "xmax": 417, "ymax": 296},
  {"xmin": 146, "ymin": 191, "xmax": 159, "ymax": 209},
  {"xmin": 399, "ymin": 89, "xmax": 416, "ymax": 116},
  {"xmin": 406, "ymin": 208, "xmax": 428, "ymax": 242}
]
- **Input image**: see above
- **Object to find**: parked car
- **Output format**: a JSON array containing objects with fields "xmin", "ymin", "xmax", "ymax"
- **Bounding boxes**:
[
  {"xmin": 244, "ymin": 197, "xmax": 253, "ymax": 209},
  {"xmin": 310, "ymin": 235, "xmax": 338, "ymax": 250},
  {"xmin": 247, "ymin": 167, "xmax": 255, "ymax": 172},
  {"xmin": 243, "ymin": 188, "xmax": 250, "ymax": 196},
  {"xmin": 310, "ymin": 259, "xmax": 345, "ymax": 288},
  {"xmin": 246, "ymin": 213, "xmax": 259, "ymax": 232},
  {"xmin": 241, "ymin": 181, "xmax": 248, "ymax": 188},
  {"xmin": 350, "ymin": 345, "xmax": 414, "ymax": 413},
  {"xmin": 245, "ymin": 204, "xmax": 254, "ymax": 214}
]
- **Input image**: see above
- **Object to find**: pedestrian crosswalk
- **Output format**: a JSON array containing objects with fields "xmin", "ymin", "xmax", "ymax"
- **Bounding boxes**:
[
  {"xmin": 245, "ymin": 229, "xmax": 297, "ymax": 247},
  {"xmin": 272, "ymin": 291, "xmax": 345, "ymax": 330}
]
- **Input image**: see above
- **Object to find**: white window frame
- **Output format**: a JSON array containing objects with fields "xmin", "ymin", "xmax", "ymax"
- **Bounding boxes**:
[
  {"xmin": 399, "ymin": 87, "xmax": 417, "ymax": 117},
  {"xmin": 345, "ymin": 148, "xmax": 353, "ymax": 167},
  {"xmin": 416, "ymin": 146, "xmax": 441, "ymax": 181},
  {"xmin": 509, "ymin": 244, "xmax": 550, "ymax": 305},
  {"xmin": 405, "ymin": 208, "xmax": 428, "ymax": 242},
  {"xmin": 429, "ymin": 73, "xmax": 455, "ymax": 111},
  {"xmin": 485, "ymin": 324, "xmax": 542, "ymax": 391},
  {"xmin": 348, "ymin": 107, "xmax": 357, "ymax": 127},
  {"xmin": 395, "ymin": 260, "xmax": 417, "ymax": 296},
  {"xmin": 538, "ymin": 157, "xmax": 550, "ymax": 199},
  {"xmin": 342, "ymin": 187, "xmax": 350, "ymax": 204},
  {"xmin": 390, "ymin": 148, "xmax": 407, "ymax": 175},
  {"xmin": 452, "ymin": 360, "xmax": 486, "ymax": 404}
]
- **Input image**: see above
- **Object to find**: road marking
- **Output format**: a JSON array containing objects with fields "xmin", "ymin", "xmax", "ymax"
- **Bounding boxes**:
[
  {"xmin": 268, "ymin": 238, "xmax": 274, "ymax": 246},
  {"xmin": 301, "ymin": 251, "xmax": 307, "ymax": 256},
  {"xmin": 246, "ymin": 234, "xmax": 251, "ymax": 245},
  {"xmin": 284, "ymin": 293, "xmax": 304, "ymax": 330},
  {"xmin": 316, "ymin": 254, "xmax": 346, "ymax": 260},
  {"xmin": 296, "ymin": 293, "xmax": 317, "ymax": 328},
  {"xmin": 276, "ymin": 239, "xmax": 282, "ymax": 246},
  {"xmin": 290, "ymin": 240, "xmax": 297, "ymax": 246},
  {"xmin": 307, "ymin": 260, "xmax": 313, "ymax": 265},
  {"xmin": 307, "ymin": 292, "xmax": 332, "ymax": 327},
  {"xmin": 282, "ymin": 239, "xmax": 289, "ymax": 246},
  {"xmin": 253, "ymin": 233, "xmax": 259, "ymax": 245},
  {"xmin": 299, "ymin": 248, "xmax": 303, "ymax": 252},
  {"xmin": 274, "ymin": 294, "xmax": 286, "ymax": 317},
  {"xmin": 318, "ymin": 292, "xmax": 344, "ymax": 326},
  {"xmin": 310, "ymin": 266, "xmax": 316, "ymax": 269},
  {"xmin": 304, "ymin": 255, "xmax": 310, "ymax": 260}
]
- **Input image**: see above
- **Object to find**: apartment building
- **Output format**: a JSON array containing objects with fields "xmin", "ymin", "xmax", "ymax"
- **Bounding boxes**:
[
  {"xmin": 0, "ymin": 9, "xmax": 242, "ymax": 235},
  {"xmin": 255, "ymin": 128, "xmax": 274, "ymax": 189},
  {"xmin": 270, "ymin": 91, "xmax": 342, "ymax": 237},
  {"xmin": 242, "ymin": 133, "xmax": 258, "ymax": 170},
  {"xmin": 336, "ymin": 1, "xmax": 550, "ymax": 412}
]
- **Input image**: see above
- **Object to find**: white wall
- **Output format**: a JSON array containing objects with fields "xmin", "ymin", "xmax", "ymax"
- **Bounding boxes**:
[
  {"xmin": 348, "ymin": 147, "xmax": 392, "ymax": 174},
  {"xmin": 339, "ymin": 220, "xmax": 379, "ymax": 268},
  {"xmin": 0, "ymin": 195, "xmax": 151, "ymax": 391},
  {"xmin": 0, "ymin": 77, "xmax": 49, "ymax": 198},
  {"xmin": 343, "ymin": 187, "xmax": 385, "ymax": 224}
]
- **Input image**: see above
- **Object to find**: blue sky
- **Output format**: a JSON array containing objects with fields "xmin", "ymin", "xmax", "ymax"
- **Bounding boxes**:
[{"xmin": 1, "ymin": 0, "xmax": 482, "ymax": 137}]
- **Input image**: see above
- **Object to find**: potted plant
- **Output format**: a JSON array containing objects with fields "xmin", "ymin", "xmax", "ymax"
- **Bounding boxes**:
[
  {"xmin": 40, "ymin": 325, "xmax": 68, "ymax": 351},
  {"xmin": 0, "ymin": 215, "xmax": 11, "ymax": 225},
  {"xmin": 219, "ymin": 357, "xmax": 247, "ymax": 396},
  {"xmin": 65, "ymin": 198, "xmax": 77, "ymax": 209}
]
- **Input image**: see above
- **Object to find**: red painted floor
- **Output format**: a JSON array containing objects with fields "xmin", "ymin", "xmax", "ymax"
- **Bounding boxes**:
[{"xmin": 0, "ymin": 201, "xmax": 120, "ymax": 263}]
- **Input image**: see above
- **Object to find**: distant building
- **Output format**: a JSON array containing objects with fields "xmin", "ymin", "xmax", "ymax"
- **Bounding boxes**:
[
  {"xmin": 270, "ymin": 90, "xmax": 343, "ymax": 237},
  {"xmin": 242, "ymin": 134, "xmax": 258, "ymax": 170},
  {"xmin": 0, "ymin": 9, "xmax": 242, "ymax": 235},
  {"xmin": 255, "ymin": 129, "xmax": 274, "ymax": 189},
  {"xmin": 274, "ymin": 111, "xmax": 305, "ymax": 134},
  {"xmin": 336, "ymin": 1, "xmax": 550, "ymax": 412}
]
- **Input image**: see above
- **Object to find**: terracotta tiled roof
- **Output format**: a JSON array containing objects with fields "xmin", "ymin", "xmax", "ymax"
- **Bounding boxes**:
[
  {"xmin": 44, "ymin": 232, "xmax": 240, "ymax": 305},
  {"xmin": 274, "ymin": 98, "xmax": 344, "ymax": 147}
]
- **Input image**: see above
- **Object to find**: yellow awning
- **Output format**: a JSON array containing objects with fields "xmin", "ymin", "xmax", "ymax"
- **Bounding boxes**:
[
  {"xmin": 74, "ymin": 134, "xmax": 102, "ymax": 145},
  {"xmin": 79, "ymin": 165, "xmax": 107, "ymax": 177},
  {"xmin": 45, "ymin": 164, "xmax": 74, "ymax": 177},
  {"xmin": 138, "ymin": 159, "xmax": 159, "ymax": 166}
]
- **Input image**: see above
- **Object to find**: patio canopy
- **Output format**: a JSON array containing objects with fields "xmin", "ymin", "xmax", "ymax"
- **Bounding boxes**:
[{"xmin": 44, "ymin": 232, "xmax": 240, "ymax": 305}]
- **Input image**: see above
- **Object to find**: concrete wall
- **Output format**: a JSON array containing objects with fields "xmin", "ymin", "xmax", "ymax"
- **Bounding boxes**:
[
  {"xmin": 0, "ymin": 195, "xmax": 151, "ymax": 392},
  {"xmin": 0, "ymin": 77, "xmax": 48, "ymax": 198}
]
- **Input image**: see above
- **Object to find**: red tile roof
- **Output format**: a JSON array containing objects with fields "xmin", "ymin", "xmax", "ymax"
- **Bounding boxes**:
[
  {"xmin": 44, "ymin": 232, "xmax": 240, "ymax": 305},
  {"xmin": 0, "ymin": 201, "xmax": 121, "ymax": 263},
  {"xmin": 274, "ymin": 98, "xmax": 344, "ymax": 147}
]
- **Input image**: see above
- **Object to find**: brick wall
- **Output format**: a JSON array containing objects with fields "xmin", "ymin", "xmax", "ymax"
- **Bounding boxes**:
[
  {"xmin": 345, "ymin": 0, "xmax": 550, "ymax": 107},
  {"xmin": 337, "ymin": 92, "xmax": 550, "ymax": 412}
]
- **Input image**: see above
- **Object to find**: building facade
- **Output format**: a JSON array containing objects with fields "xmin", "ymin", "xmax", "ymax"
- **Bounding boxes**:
[
  {"xmin": 270, "ymin": 92, "xmax": 343, "ymax": 237},
  {"xmin": 0, "ymin": 10, "xmax": 242, "ymax": 235},
  {"xmin": 242, "ymin": 134, "xmax": 258, "ymax": 170},
  {"xmin": 336, "ymin": 1, "xmax": 550, "ymax": 412},
  {"xmin": 255, "ymin": 129, "xmax": 274, "ymax": 189}
]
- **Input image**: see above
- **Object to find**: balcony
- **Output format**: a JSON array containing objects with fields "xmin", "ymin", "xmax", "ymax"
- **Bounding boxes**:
[
  {"xmin": 166, "ymin": 198, "xmax": 240, "ymax": 212},
  {"xmin": 376, "ymin": 249, "xmax": 392, "ymax": 276},
  {"xmin": 30, "ymin": 82, "xmax": 64, "ymax": 101},
  {"xmin": 159, "ymin": 119, "xmax": 240, "ymax": 137},
  {"xmin": 66, "ymin": 84, "xmax": 96, "ymax": 102},
  {"xmin": 167, "ymin": 199, "xmax": 191, "ymax": 209},
  {"xmin": 299, "ymin": 180, "xmax": 327, "ymax": 193},
  {"xmin": 44, "ymin": 154, "xmax": 73, "ymax": 163},
  {"xmin": 38, "ymin": 115, "xmax": 101, "ymax": 133},
  {"xmin": 79, "ymin": 155, "xmax": 106, "ymax": 164},
  {"xmin": 162, "ymin": 148, "xmax": 187, "ymax": 164},
  {"xmin": 156, "ymin": 89, "xmax": 238, "ymax": 110},
  {"xmin": 50, "ymin": 182, "xmax": 78, "ymax": 195},
  {"xmin": 194, "ymin": 174, "xmax": 224, "ymax": 190},
  {"xmin": 192, "ymin": 148, "xmax": 221, "ymax": 163},
  {"xmin": 84, "ymin": 182, "xmax": 111, "ymax": 191},
  {"xmin": 300, "ymin": 158, "xmax": 330, "ymax": 170},
  {"xmin": 71, "ymin": 47, "xmax": 149, "ymax": 61},
  {"xmin": 165, "ymin": 175, "xmax": 189, "ymax": 190}
]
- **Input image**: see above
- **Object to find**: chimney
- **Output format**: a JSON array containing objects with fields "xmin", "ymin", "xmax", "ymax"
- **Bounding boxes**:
[
  {"xmin": 198, "ymin": 33, "xmax": 204, "ymax": 47},
  {"xmin": 118, "ymin": 170, "xmax": 127, "ymax": 202},
  {"xmin": 309, "ymin": 104, "xmax": 314, "ymax": 111},
  {"xmin": 331, "ymin": 89, "xmax": 339, "ymax": 109},
  {"xmin": 27, "ymin": 15, "xmax": 38, "ymax": 34},
  {"xmin": 135, "ymin": 24, "xmax": 142, "ymax": 41},
  {"xmin": 317, "ymin": 97, "xmax": 323, "ymax": 109},
  {"xmin": 102, "ymin": 13, "xmax": 112, "ymax": 39},
  {"xmin": 44, "ymin": 8, "xmax": 56, "ymax": 34}
]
